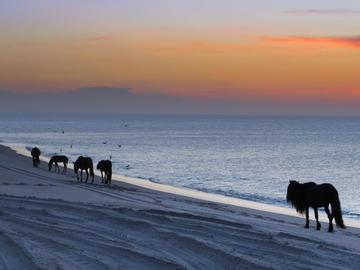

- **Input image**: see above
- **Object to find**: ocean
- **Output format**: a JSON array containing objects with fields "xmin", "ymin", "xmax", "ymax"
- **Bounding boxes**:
[{"xmin": 1, "ymin": 114, "xmax": 360, "ymax": 219}]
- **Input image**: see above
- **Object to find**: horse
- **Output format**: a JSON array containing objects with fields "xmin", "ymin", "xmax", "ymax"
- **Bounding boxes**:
[
  {"xmin": 31, "ymin": 147, "xmax": 41, "ymax": 167},
  {"xmin": 74, "ymin": 156, "xmax": 95, "ymax": 183},
  {"xmin": 286, "ymin": 180, "xmax": 345, "ymax": 232},
  {"xmin": 48, "ymin": 155, "xmax": 69, "ymax": 174},
  {"xmin": 96, "ymin": 160, "xmax": 112, "ymax": 184}
]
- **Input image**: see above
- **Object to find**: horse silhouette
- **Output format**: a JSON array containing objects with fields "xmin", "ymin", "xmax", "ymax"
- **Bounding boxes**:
[
  {"xmin": 287, "ymin": 180, "xmax": 345, "ymax": 232},
  {"xmin": 49, "ymin": 155, "xmax": 68, "ymax": 174},
  {"xmin": 74, "ymin": 156, "xmax": 95, "ymax": 183},
  {"xmin": 96, "ymin": 160, "xmax": 112, "ymax": 184},
  {"xmin": 31, "ymin": 147, "xmax": 41, "ymax": 167}
]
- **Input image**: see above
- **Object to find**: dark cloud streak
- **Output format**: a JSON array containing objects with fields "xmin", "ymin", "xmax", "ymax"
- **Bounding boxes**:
[
  {"xmin": 1, "ymin": 87, "xmax": 360, "ymax": 116},
  {"xmin": 286, "ymin": 9, "xmax": 360, "ymax": 15}
]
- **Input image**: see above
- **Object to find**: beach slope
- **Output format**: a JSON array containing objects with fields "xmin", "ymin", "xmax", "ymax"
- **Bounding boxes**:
[{"xmin": 0, "ymin": 145, "xmax": 359, "ymax": 270}]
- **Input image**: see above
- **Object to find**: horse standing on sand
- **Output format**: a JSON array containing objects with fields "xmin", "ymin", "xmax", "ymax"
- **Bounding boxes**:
[
  {"xmin": 74, "ymin": 156, "xmax": 95, "ymax": 183},
  {"xmin": 286, "ymin": 180, "xmax": 345, "ymax": 232},
  {"xmin": 48, "ymin": 155, "xmax": 69, "ymax": 174},
  {"xmin": 31, "ymin": 147, "xmax": 41, "ymax": 167},
  {"xmin": 97, "ymin": 160, "xmax": 112, "ymax": 184}
]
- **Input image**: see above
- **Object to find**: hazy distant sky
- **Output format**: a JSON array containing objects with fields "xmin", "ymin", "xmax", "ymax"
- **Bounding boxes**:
[{"xmin": 1, "ymin": 1, "xmax": 360, "ymax": 114}]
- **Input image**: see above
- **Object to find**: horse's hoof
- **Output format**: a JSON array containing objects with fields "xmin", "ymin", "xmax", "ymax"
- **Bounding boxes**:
[
  {"xmin": 304, "ymin": 225, "xmax": 309, "ymax": 229},
  {"xmin": 316, "ymin": 227, "xmax": 321, "ymax": 231}
]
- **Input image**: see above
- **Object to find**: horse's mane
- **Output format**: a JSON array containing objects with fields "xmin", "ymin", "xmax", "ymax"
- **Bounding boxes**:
[{"xmin": 286, "ymin": 181, "xmax": 309, "ymax": 215}]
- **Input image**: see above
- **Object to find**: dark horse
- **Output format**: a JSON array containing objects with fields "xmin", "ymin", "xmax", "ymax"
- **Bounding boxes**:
[
  {"xmin": 74, "ymin": 156, "xmax": 95, "ymax": 183},
  {"xmin": 96, "ymin": 160, "xmax": 112, "ymax": 184},
  {"xmin": 31, "ymin": 147, "xmax": 41, "ymax": 167},
  {"xmin": 287, "ymin": 180, "xmax": 345, "ymax": 232},
  {"xmin": 48, "ymin": 155, "xmax": 69, "ymax": 174}
]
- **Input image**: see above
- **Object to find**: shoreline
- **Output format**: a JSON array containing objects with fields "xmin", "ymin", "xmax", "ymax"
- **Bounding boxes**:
[
  {"xmin": 3, "ymin": 142, "xmax": 360, "ymax": 228},
  {"xmin": 1, "ymin": 143, "xmax": 360, "ymax": 269}
]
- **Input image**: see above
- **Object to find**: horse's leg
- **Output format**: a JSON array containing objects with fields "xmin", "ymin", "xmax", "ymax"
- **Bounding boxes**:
[
  {"xmin": 314, "ymin": 208, "xmax": 321, "ymax": 230},
  {"xmin": 304, "ymin": 207, "xmax": 309, "ymax": 228},
  {"xmin": 101, "ymin": 171, "xmax": 104, "ymax": 183},
  {"xmin": 325, "ymin": 205, "xmax": 333, "ymax": 232},
  {"xmin": 63, "ymin": 162, "xmax": 67, "ymax": 174},
  {"xmin": 80, "ymin": 169, "xmax": 83, "ymax": 182},
  {"xmin": 85, "ymin": 169, "xmax": 89, "ymax": 183}
]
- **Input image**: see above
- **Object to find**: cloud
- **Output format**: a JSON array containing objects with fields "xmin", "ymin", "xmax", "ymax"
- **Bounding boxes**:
[
  {"xmin": 141, "ymin": 41, "xmax": 250, "ymax": 53},
  {"xmin": 1, "ymin": 87, "xmax": 360, "ymax": 116},
  {"xmin": 262, "ymin": 35, "xmax": 360, "ymax": 49},
  {"xmin": 286, "ymin": 9, "xmax": 360, "ymax": 15},
  {"xmin": 88, "ymin": 35, "xmax": 112, "ymax": 41}
]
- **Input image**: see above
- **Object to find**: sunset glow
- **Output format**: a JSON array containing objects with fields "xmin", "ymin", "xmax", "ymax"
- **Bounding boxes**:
[{"xmin": 1, "ymin": 0, "xmax": 360, "ymax": 111}]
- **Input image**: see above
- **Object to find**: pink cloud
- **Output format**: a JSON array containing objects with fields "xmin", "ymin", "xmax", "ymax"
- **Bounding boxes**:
[
  {"xmin": 286, "ymin": 9, "xmax": 360, "ymax": 15},
  {"xmin": 88, "ymin": 35, "xmax": 113, "ymax": 41},
  {"xmin": 262, "ymin": 35, "xmax": 360, "ymax": 49}
]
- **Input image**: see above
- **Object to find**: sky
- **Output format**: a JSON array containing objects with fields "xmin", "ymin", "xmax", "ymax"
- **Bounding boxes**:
[{"xmin": 1, "ymin": 0, "xmax": 360, "ymax": 114}]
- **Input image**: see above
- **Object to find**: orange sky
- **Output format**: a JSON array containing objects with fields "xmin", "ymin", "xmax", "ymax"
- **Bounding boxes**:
[{"xmin": 1, "ymin": 1, "xmax": 360, "ymax": 105}]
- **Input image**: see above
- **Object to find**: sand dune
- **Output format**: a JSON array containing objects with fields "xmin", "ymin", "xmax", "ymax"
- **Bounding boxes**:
[{"xmin": 0, "ymin": 145, "xmax": 360, "ymax": 270}]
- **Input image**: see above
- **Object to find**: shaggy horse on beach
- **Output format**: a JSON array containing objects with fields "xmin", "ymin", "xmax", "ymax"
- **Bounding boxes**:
[
  {"xmin": 96, "ymin": 160, "xmax": 112, "ymax": 184},
  {"xmin": 31, "ymin": 147, "xmax": 41, "ymax": 167},
  {"xmin": 286, "ymin": 180, "xmax": 345, "ymax": 232},
  {"xmin": 74, "ymin": 156, "xmax": 95, "ymax": 183},
  {"xmin": 48, "ymin": 155, "xmax": 69, "ymax": 174}
]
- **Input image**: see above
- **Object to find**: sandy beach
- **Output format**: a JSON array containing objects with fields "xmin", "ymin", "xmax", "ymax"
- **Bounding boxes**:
[{"xmin": 0, "ymin": 144, "xmax": 360, "ymax": 270}]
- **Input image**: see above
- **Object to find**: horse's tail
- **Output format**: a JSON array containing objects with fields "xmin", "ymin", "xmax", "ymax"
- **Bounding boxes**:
[
  {"xmin": 108, "ymin": 166, "xmax": 112, "ymax": 183},
  {"xmin": 331, "ymin": 198, "xmax": 346, "ymax": 229},
  {"xmin": 90, "ymin": 162, "xmax": 95, "ymax": 179}
]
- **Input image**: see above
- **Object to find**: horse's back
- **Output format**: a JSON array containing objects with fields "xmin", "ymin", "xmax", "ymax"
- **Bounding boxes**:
[
  {"xmin": 97, "ymin": 160, "xmax": 111, "ymax": 170},
  {"xmin": 309, "ymin": 183, "xmax": 338, "ymax": 207},
  {"xmin": 31, "ymin": 147, "xmax": 40, "ymax": 156},
  {"xmin": 59, "ymin": 155, "xmax": 68, "ymax": 162},
  {"xmin": 316, "ymin": 183, "xmax": 338, "ymax": 195},
  {"xmin": 76, "ymin": 156, "xmax": 93, "ymax": 167},
  {"xmin": 104, "ymin": 160, "xmax": 112, "ymax": 168}
]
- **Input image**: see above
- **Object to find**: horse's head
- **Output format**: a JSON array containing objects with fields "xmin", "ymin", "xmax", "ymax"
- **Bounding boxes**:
[
  {"xmin": 96, "ymin": 160, "xmax": 103, "ymax": 170},
  {"xmin": 48, "ymin": 159, "xmax": 52, "ymax": 171},
  {"xmin": 287, "ymin": 180, "xmax": 300, "ymax": 202},
  {"xmin": 73, "ymin": 161, "xmax": 79, "ymax": 178},
  {"xmin": 286, "ymin": 180, "xmax": 307, "ymax": 214}
]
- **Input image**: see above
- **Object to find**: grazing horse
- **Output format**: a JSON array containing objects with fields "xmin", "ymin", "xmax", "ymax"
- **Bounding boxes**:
[
  {"xmin": 286, "ymin": 180, "xmax": 345, "ymax": 232},
  {"xmin": 48, "ymin": 155, "xmax": 69, "ymax": 174},
  {"xmin": 31, "ymin": 147, "xmax": 41, "ymax": 167},
  {"xmin": 74, "ymin": 156, "xmax": 95, "ymax": 183},
  {"xmin": 96, "ymin": 160, "xmax": 112, "ymax": 184}
]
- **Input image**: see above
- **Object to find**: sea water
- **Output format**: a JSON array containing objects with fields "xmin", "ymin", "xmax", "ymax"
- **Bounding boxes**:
[{"xmin": 1, "ymin": 114, "xmax": 360, "ymax": 219}]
